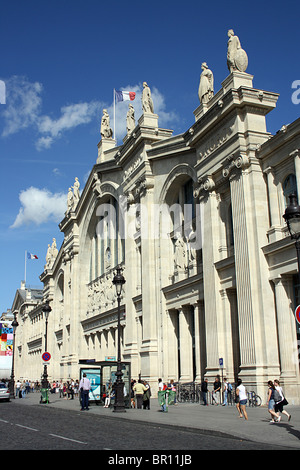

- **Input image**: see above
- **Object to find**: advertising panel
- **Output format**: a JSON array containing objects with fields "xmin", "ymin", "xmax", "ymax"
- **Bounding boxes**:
[
  {"xmin": 80, "ymin": 368, "xmax": 101, "ymax": 402},
  {"xmin": 0, "ymin": 321, "xmax": 13, "ymax": 378}
]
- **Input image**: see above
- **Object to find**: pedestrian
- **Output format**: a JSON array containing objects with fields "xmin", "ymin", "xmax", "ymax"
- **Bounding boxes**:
[
  {"xmin": 21, "ymin": 381, "xmax": 26, "ymax": 398},
  {"xmin": 201, "ymin": 378, "xmax": 209, "ymax": 406},
  {"xmin": 143, "ymin": 381, "xmax": 151, "ymax": 409},
  {"xmin": 227, "ymin": 381, "xmax": 233, "ymax": 404},
  {"xmin": 59, "ymin": 380, "xmax": 64, "ymax": 398},
  {"xmin": 133, "ymin": 379, "xmax": 147, "ymax": 409},
  {"xmin": 222, "ymin": 378, "xmax": 228, "ymax": 406},
  {"xmin": 104, "ymin": 381, "xmax": 112, "ymax": 408},
  {"xmin": 274, "ymin": 379, "xmax": 291, "ymax": 422},
  {"xmin": 167, "ymin": 379, "xmax": 177, "ymax": 405},
  {"xmin": 236, "ymin": 378, "xmax": 248, "ymax": 420},
  {"xmin": 131, "ymin": 379, "xmax": 136, "ymax": 408},
  {"xmin": 212, "ymin": 377, "xmax": 221, "ymax": 405},
  {"xmin": 79, "ymin": 373, "xmax": 91, "ymax": 410},
  {"xmin": 74, "ymin": 380, "xmax": 79, "ymax": 398},
  {"xmin": 267, "ymin": 381, "xmax": 279, "ymax": 423},
  {"xmin": 16, "ymin": 379, "xmax": 21, "ymax": 398}
]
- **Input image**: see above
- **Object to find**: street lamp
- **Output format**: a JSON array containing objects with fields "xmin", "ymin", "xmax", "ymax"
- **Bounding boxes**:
[
  {"xmin": 112, "ymin": 265, "xmax": 126, "ymax": 412},
  {"xmin": 283, "ymin": 192, "xmax": 300, "ymax": 286},
  {"xmin": 9, "ymin": 312, "xmax": 19, "ymax": 399},
  {"xmin": 41, "ymin": 300, "xmax": 51, "ymax": 404}
]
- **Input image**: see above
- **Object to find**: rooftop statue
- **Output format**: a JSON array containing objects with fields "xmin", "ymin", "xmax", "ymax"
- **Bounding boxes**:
[
  {"xmin": 45, "ymin": 238, "xmax": 58, "ymax": 269},
  {"xmin": 227, "ymin": 29, "xmax": 248, "ymax": 73},
  {"xmin": 198, "ymin": 62, "xmax": 214, "ymax": 104},
  {"xmin": 126, "ymin": 103, "xmax": 136, "ymax": 134},
  {"xmin": 142, "ymin": 82, "xmax": 154, "ymax": 114},
  {"xmin": 100, "ymin": 109, "xmax": 113, "ymax": 139},
  {"xmin": 72, "ymin": 177, "xmax": 80, "ymax": 205}
]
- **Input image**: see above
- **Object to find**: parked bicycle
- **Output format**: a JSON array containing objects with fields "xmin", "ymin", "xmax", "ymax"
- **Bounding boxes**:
[{"xmin": 247, "ymin": 390, "xmax": 261, "ymax": 407}]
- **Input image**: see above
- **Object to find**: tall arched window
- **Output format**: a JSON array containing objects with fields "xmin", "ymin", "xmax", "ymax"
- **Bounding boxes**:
[
  {"xmin": 283, "ymin": 173, "xmax": 298, "ymax": 206},
  {"xmin": 89, "ymin": 196, "xmax": 124, "ymax": 282}
]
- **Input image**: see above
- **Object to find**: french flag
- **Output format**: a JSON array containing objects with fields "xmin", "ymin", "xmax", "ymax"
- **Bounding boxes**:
[
  {"xmin": 115, "ymin": 90, "xmax": 136, "ymax": 102},
  {"xmin": 27, "ymin": 252, "xmax": 38, "ymax": 260}
]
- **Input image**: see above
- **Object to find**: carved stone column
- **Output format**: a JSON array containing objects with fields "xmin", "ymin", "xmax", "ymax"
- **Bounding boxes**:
[
  {"xmin": 264, "ymin": 167, "xmax": 281, "ymax": 242},
  {"xmin": 196, "ymin": 185, "xmax": 221, "ymax": 375},
  {"xmin": 292, "ymin": 149, "xmax": 300, "ymax": 198},
  {"xmin": 193, "ymin": 302, "xmax": 202, "ymax": 383},
  {"xmin": 273, "ymin": 276, "xmax": 298, "ymax": 379},
  {"xmin": 178, "ymin": 306, "xmax": 193, "ymax": 382}
]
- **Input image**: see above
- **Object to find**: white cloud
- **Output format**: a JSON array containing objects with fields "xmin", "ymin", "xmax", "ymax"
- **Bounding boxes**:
[
  {"xmin": 0, "ymin": 75, "xmax": 102, "ymax": 149},
  {"xmin": 1, "ymin": 76, "xmax": 43, "ymax": 137},
  {"xmin": 10, "ymin": 187, "xmax": 67, "ymax": 228},
  {"xmin": 36, "ymin": 101, "xmax": 101, "ymax": 150}
]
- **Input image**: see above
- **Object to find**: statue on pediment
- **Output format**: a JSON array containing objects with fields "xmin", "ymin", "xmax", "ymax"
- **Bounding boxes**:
[
  {"xmin": 198, "ymin": 62, "xmax": 214, "ymax": 104},
  {"xmin": 142, "ymin": 82, "xmax": 154, "ymax": 114},
  {"xmin": 227, "ymin": 29, "xmax": 248, "ymax": 73},
  {"xmin": 126, "ymin": 103, "xmax": 136, "ymax": 134},
  {"xmin": 45, "ymin": 238, "xmax": 58, "ymax": 269},
  {"xmin": 100, "ymin": 109, "xmax": 113, "ymax": 139},
  {"xmin": 67, "ymin": 187, "xmax": 74, "ymax": 213},
  {"xmin": 72, "ymin": 177, "xmax": 80, "ymax": 205}
]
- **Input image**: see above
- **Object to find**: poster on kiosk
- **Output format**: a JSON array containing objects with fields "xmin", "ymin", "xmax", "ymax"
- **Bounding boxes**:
[{"xmin": 79, "ymin": 360, "xmax": 131, "ymax": 406}]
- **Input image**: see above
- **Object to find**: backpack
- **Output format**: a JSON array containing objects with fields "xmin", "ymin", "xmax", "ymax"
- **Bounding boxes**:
[
  {"xmin": 273, "ymin": 389, "xmax": 282, "ymax": 403},
  {"xmin": 228, "ymin": 383, "xmax": 232, "ymax": 391}
]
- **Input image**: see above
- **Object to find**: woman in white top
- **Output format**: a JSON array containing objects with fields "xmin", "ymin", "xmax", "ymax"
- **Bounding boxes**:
[
  {"xmin": 236, "ymin": 378, "xmax": 248, "ymax": 420},
  {"xmin": 274, "ymin": 379, "xmax": 291, "ymax": 422}
]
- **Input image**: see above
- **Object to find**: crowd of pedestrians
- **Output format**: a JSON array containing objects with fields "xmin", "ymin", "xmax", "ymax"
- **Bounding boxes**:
[
  {"xmin": 200, "ymin": 375, "xmax": 291, "ymax": 424},
  {"xmin": 11, "ymin": 378, "xmax": 80, "ymax": 399},
  {"xmin": 130, "ymin": 378, "xmax": 151, "ymax": 409},
  {"xmin": 6, "ymin": 373, "xmax": 291, "ymax": 425}
]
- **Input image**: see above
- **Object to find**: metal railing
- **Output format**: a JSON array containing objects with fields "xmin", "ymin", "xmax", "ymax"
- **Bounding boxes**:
[{"xmin": 176, "ymin": 383, "xmax": 262, "ymax": 407}]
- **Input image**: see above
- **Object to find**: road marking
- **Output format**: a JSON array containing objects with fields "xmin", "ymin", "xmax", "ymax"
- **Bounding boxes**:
[
  {"xmin": 16, "ymin": 424, "xmax": 38, "ymax": 431},
  {"xmin": 0, "ymin": 419, "xmax": 9, "ymax": 423},
  {"xmin": 49, "ymin": 433, "xmax": 87, "ymax": 445}
]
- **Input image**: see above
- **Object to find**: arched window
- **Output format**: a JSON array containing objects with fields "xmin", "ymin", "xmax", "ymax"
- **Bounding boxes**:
[
  {"xmin": 283, "ymin": 174, "xmax": 298, "ymax": 206},
  {"xmin": 89, "ymin": 196, "xmax": 124, "ymax": 282}
]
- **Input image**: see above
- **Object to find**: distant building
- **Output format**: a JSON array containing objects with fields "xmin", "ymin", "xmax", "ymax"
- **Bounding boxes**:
[{"xmin": 13, "ymin": 63, "xmax": 300, "ymax": 403}]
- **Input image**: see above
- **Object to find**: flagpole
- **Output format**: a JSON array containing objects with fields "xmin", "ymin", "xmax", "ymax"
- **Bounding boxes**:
[{"xmin": 113, "ymin": 88, "xmax": 116, "ymax": 144}]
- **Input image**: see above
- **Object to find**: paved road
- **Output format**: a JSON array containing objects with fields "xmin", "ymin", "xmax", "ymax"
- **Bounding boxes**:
[{"xmin": 0, "ymin": 400, "xmax": 296, "ymax": 452}]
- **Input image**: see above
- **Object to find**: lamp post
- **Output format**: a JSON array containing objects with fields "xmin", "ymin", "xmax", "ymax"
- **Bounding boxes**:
[
  {"xmin": 112, "ymin": 265, "xmax": 126, "ymax": 412},
  {"xmin": 283, "ymin": 192, "xmax": 300, "ymax": 287},
  {"xmin": 9, "ymin": 311, "xmax": 19, "ymax": 399},
  {"xmin": 41, "ymin": 300, "xmax": 51, "ymax": 403}
]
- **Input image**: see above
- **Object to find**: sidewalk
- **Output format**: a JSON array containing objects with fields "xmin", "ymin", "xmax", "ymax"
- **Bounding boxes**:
[{"xmin": 15, "ymin": 392, "xmax": 300, "ymax": 449}]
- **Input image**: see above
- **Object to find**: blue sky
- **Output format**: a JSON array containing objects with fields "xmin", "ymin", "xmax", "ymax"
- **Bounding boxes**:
[{"xmin": 0, "ymin": 0, "xmax": 299, "ymax": 313}]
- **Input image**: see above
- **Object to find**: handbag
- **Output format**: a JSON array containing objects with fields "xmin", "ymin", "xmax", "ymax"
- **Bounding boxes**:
[{"xmin": 282, "ymin": 398, "xmax": 288, "ymax": 406}]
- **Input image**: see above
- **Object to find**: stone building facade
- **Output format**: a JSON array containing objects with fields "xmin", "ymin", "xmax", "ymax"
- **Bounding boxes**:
[{"xmin": 13, "ymin": 63, "xmax": 300, "ymax": 403}]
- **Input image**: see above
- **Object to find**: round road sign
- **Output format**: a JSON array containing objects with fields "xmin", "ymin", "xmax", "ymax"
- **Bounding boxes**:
[
  {"xmin": 295, "ymin": 305, "xmax": 300, "ymax": 325},
  {"xmin": 42, "ymin": 352, "xmax": 51, "ymax": 362}
]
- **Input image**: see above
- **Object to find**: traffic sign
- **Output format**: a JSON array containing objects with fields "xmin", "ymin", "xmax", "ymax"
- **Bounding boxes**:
[
  {"xmin": 42, "ymin": 352, "xmax": 51, "ymax": 362},
  {"xmin": 219, "ymin": 357, "xmax": 224, "ymax": 368},
  {"xmin": 295, "ymin": 305, "xmax": 300, "ymax": 325}
]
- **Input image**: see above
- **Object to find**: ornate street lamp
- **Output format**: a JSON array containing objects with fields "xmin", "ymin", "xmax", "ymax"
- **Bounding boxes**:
[
  {"xmin": 41, "ymin": 300, "xmax": 51, "ymax": 404},
  {"xmin": 283, "ymin": 192, "xmax": 300, "ymax": 285},
  {"xmin": 9, "ymin": 312, "xmax": 19, "ymax": 399},
  {"xmin": 112, "ymin": 265, "xmax": 126, "ymax": 412}
]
